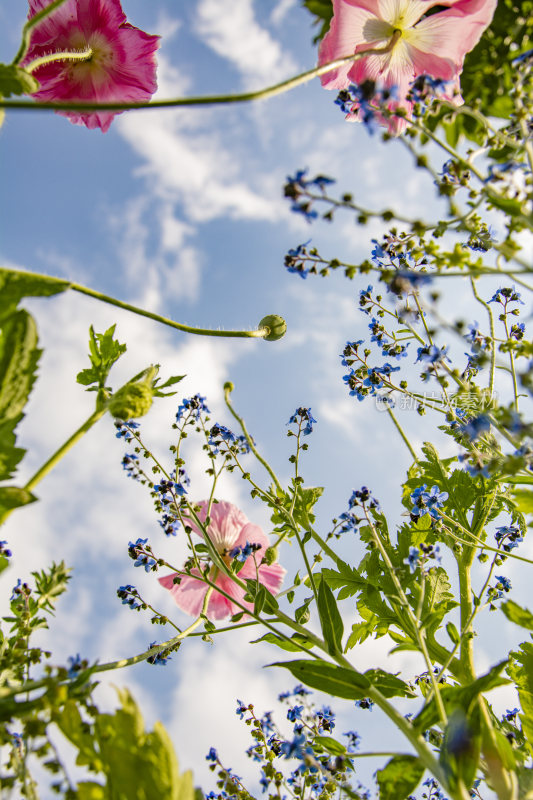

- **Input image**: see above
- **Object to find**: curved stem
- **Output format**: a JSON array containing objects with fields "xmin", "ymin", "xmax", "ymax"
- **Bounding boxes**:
[
  {"xmin": 2, "ymin": 34, "xmax": 402, "ymax": 113},
  {"xmin": 12, "ymin": 0, "xmax": 69, "ymax": 65},
  {"xmin": 25, "ymin": 47, "xmax": 93, "ymax": 74},
  {"xmin": 386, "ymin": 407, "xmax": 418, "ymax": 461}
]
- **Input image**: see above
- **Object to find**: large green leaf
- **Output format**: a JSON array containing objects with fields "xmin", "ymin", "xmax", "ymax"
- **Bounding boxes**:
[
  {"xmin": 0, "ymin": 486, "xmax": 37, "ymax": 517},
  {"xmin": 0, "ymin": 268, "xmax": 70, "ymax": 321},
  {"xmin": 376, "ymin": 755, "xmax": 425, "ymax": 800},
  {"xmin": 0, "ymin": 309, "xmax": 41, "ymax": 482},
  {"xmin": 270, "ymin": 659, "xmax": 370, "ymax": 699},
  {"xmin": 507, "ymin": 643, "xmax": 533, "ymax": 757},
  {"xmin": 301, "ymin": 0, "xmax": 333, "ymax": 43},
  {"xmin": 57, "ymin": 689, "xmax": 197, "ymax": 800},
  {"xmin": 317, "ymin": 577, "xmax": 344, "ymax": 654},
  {"xmin": 321, "ymin": 563, "xmax": 365, "ymax": 600}
]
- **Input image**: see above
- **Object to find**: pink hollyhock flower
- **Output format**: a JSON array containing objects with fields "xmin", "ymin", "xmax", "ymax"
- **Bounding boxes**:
[
  {"xmin": 318, "ymin": 0, "xmax": 497, "ymax": 132},
  {"xmin": 23, "ymin": 0, "xmax": 159, "ymax": 132},
  {"xmin": 159, "ymin": 501, "xmax": 286, "ymax": 621}
]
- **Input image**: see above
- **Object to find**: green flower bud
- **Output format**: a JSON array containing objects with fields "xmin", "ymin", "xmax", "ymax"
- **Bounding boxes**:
[
  {"xmin": 259, "ymin": 315, "xmax": 286, "ymax": 342},
  {"xmin": 108, "ymin": 382, "xmax": 153, "ymax": 420},
  {"xmin": 263, "ymin": 546, "xmax": 279, "ymax": 566},
  {"xmin": 108, "ymin": 366, "xmax": 158, "ymax": 420}
]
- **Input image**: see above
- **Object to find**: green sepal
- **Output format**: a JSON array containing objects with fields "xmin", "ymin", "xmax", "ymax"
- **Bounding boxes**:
[{"xmin": 0, "ymin": 64, "xmax": 39, "ymax": 97}]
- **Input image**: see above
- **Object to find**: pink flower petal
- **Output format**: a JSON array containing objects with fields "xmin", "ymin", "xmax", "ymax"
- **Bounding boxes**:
[
  {"xmin": 184, "ymin": 500, "xmax": 248, "ymax": 550},
  {"xmin": 23, "ymin": 0, "xmax": 159, "ymax": 132},
  {"xmin": 409, "ymin": 0, "xmax": 497, "ymax": 69}
]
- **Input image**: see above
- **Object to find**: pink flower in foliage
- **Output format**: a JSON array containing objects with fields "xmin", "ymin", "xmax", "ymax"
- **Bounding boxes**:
[
  {"xmin": 159, "ymin": 501, "xmax": 286, "ymax": 621},
  {"xmin": 318, "ymin": 0, "xmax": 497, "ymax": 132},
  {"xmin": 23, "ymin": 0, "xmax": 159, "ymax": 132}
]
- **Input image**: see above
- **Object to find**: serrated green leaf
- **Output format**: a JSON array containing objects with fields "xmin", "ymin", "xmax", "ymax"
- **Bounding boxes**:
[
  {"xmin": 292, "ymin": 485, "xmax": 324, "ymax": 529},
  {"xmin": 269, "ymin": 659, "xmax": 369, "ymax": 699},
  {"xmin": 321, "ymin": 563, "xmax": 365, "ymax": 600},
  {"xmin": 0, "ymin": 309, "xmax": 41, "ymax": 482},
  {"xmin": 0, "ymin": 64, "xmax": 39, "ymax": 98},
  {"xmin": 501, "ymin": 599, "xmax": 533, "ymax": 631},
  {"xmin": 376, "ymin": 755, "xmax": 424, "ymax": 800},
  {"xmin": 317, "ymin": 578, "xmax": 344, "ymax": 654}
]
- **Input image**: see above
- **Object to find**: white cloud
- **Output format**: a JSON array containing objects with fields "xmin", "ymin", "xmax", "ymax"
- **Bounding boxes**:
[
  {"xmin": 117, "ymin": 57, "xmax": 280, "ymax": 224},
  {"xmin": 195, "ymin": 0, "xmax": 297, "ymax": 88}
]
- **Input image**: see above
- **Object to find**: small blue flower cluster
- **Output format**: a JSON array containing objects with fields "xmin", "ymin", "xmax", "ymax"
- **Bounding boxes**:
[
  {"xmin": 0, "ymin": 540, "xmax": 12, "ymax": 558},
  {"xmin": 66, "ymin": 653, "xmax": 88, "ymax": 679},
  {"xmin": 147, "ymin": 642, "xmax": 173, "ymax": 665},
  {"xmin": 154, "ymin": 474, "xmax": 188, "ymax": 503},
  {"xmin": 114, "ymin": 420, "xmax": 140, "ymax": 442},
  {"xmin": 369, "ymin": 317, "xmax": 410, "ymax": 360},
  {"xmin": 117, "ymin": 584, "xmax": 142, "ymax": 609},
  {"xmin": 159, "ymin": 513, "xmax": 180, "ymax": 537},
  {"xmin": 354, "ymin": 698, "xmax": 374, "ymax": 711},
  {"xmin": 287, "ymin": 407, "xmax": 317, "ymax": 435},
  {"xmin": 334, "ymin": 80, "xmax": 396, "ymax": 135},
  {"xmin": 121, "ymin": 452, "xmax": 141, "ymax": 480},
  {"xmin": 284, "ymin": 241, "xmax": 313, "ymax": 279},
  {"xmin": 128, "ymin": 537, "xmax": 157, "ymax": 572},
  {"xmin": 283, "ymin": 169, "xmax": 335, "ymax": 221},
  {"xmin": 229, "ymin": 541, "xmax": 262, "ymax": 563},
  {"xmin": 208, "ymin": 424, "xmax": 250, "ymax": 455},
  {"xmin": 404, "ymin": 543, "xmax": 442, "ymax": 574},
  {"xmin": 495, "ymin": 525, "xmax": 523, "ymax": 553},
  {"xmin": 176, "ymin": 394, "xmax": 210, "ymax": 423},
  {"xmin": 410, "ymin": 485, "xmax": 448, "ymax": 520},
  {"xmin": 10, "ymin": 579, "xmax": 30, "ymax": 603}
]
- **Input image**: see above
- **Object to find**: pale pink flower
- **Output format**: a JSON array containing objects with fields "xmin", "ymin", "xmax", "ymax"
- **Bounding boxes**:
[
  {"xmin": 318, "ymin": 0, "xmax": 497, "ymax": 131},
  {"xmin": 23, "ymin": 0, "xmax": 159, "ymax": 132},
  {"xmin": 159, "ymin": 501, "xmax": 286, "ymax": 621}
]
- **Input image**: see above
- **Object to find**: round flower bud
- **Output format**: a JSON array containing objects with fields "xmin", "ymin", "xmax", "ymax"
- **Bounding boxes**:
[
  {"xmin": 263, "ymin": 546, "xmax": 279, "ymax": 566},
  {"xmin": 259, "ymin": 315, "xmax": 287, "ymax": 342},
  {"xmin": 108, "ymin": 382, "xmax": 153, "ymax": 420}
]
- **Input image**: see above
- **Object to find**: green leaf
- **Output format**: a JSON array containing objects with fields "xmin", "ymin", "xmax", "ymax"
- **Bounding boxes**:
[
  {"xmin": 252, "ymin": 632, "xmax": 313, "ymax": 652},
  {"xmin": 76, "ymin": 783, "xmax": 107, "ymax": 800},
  {"xmin": 269, "ymin": 659, "xmax": 369, "ymax": 699},
  {"xmin": 253, "ymin": 584, "xmax": 279, "ymax": 616},
  {"xmin": 501, "ymin": 599, "xmax": 533, "ymax": 631},
  {"xmin": 321, "ymin": 563, "xmax": 365, "ymax": 600},
  {"xmin": 313, "ymin": 735, "xmax": 346, "ymax": 756},
  {"xmin": 76, "ymin": 325, "xmax": 127, "ymax": 402},
  {"xmin": 376, "ymin": 755, "xmax": 424, "ymax": 800},
  {"xmin": 0, "ymin": 309, "xmax": 41, "ymax": 481},
  {"xmin": 0, "ymin": 64, "xmax": 39, "ymax": 98},
  {"xmin": 363, "ymin": 669, "xmax": 416, "ymax": 699},
  {"xmin": 511, "ymin": 489, "xmax": 533, "ymax": 515},
  {"xmin": 0, "ymin": 486, "xmax": 37, "ymax": 516},
  {"xmin": 0, "ymin": 268, "xmax": 70, "ymax": 321},
  {"xmin": 317, "ymin": 578, "xmax": 344, "ymax": 654},
  {"xmin": 292, "ymin": 485, "xmax": 324, "ymax": 529}
]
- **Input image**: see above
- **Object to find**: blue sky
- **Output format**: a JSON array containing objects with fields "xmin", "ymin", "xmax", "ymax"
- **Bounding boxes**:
[{"xmin": 1, "ymin": 1, "xmax": 530, "ymax": 796}]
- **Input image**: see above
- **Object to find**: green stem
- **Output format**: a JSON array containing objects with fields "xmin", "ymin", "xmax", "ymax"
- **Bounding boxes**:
[
  {"xmin": 12, "ymin": 0, "xmax": 70, "ymax": 65},
  {"xmin": 0, "ymin": 408, "xmax": 106, "ymax": 527},
  {"xmin": 70, "ymin": 281, "xmax": 276, "ymax": 339},
  {"xmin": 25, "ymin": 47, "xmax": 93, "ymax": 74},
  {"xmin": 386, "ymin": 407, "xmax": 418, "ymax": 461},
  {"xmin": 470, "ymin": 278, "xmax": 496, "ymax": 398},
  {"xmin": 2, "ymin": 33, "xmax": 402, "ymax": 113},
  {"xmin": 223, "ymin": 383, "xmax": 284, "ymax": 492}
]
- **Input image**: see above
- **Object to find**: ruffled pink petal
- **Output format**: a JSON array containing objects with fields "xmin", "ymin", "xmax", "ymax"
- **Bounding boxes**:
[
  {"xmin": 158, "ymin": 571, "xmax": 210, "ymax": 617},
  {"xmin": 408, "ymin": 0, "xmax": 497, "ymax": 69},
  {"xmin": 257, "ymin": 563, "xmax": 286, "ymax": 594},
  {"xmin": 23, "ymin": 0, "xmax": 158, "ymax": 132},
  {"xmin": 233, "ymin": 522, "xmax": 271, "ymax": 554},
  {"xmin": 208, "ymin": 573, "xmax": 252, "ymax": 619},
  {"xmin": 184, "ymin": 500, "xmax": 248, "ymax": 550},
  {"xmin": 318, "ymin": 0, "xmax": 386, "ymax": 90}
]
